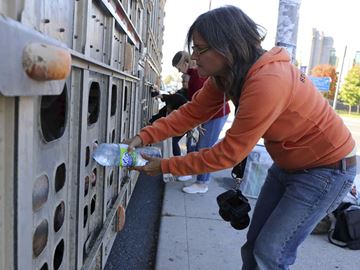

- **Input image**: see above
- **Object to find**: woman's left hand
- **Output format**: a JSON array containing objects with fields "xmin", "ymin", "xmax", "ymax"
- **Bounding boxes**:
[{"xmin": 132, "ymin": 155, "xmax": 163, "ymax": 176}]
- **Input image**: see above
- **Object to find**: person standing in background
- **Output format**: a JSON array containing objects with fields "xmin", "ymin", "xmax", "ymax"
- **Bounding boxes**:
[
  {"xmin": 172, "ymin": 51, "xmax": 230, "ymax": 193},
  {"xmin": 149, "ymin": 93, "xmax": 188, "ymax": 158},
  {"xmin": 176, "ymin": 73, "xmax": 190, "ymax": 100}
]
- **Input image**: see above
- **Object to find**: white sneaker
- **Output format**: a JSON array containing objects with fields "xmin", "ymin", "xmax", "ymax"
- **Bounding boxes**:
[
  {"xmin": 177, "ymin": 175, "xmax": 192, "ymax": 182},
  {"xmin": 182, "ymin": 183, "xmax": 208, "ymax": 194}
]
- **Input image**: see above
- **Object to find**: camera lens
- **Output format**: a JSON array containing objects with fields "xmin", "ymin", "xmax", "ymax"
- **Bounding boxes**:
[
  {"xmin": 231, "ymin": 215, "xmax": 250, "ymax": 230},
  {"xmin": 216, "ymin": 189, "xmax": 251, "ymax": 230},
  {"xmin": 219, "ymin": 207, "xmax": 231, "ymax": 221}
]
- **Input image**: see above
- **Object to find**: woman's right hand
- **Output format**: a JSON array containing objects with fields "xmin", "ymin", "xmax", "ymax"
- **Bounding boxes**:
[{"xmin": 123, "ymin": 135, "xmax": 143, "ymax": 152}]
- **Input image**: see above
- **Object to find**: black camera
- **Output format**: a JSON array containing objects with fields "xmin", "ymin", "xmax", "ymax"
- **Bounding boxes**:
[{"xmin": 216, "ymin": 189, "xmax": 251, "ymax": 230}]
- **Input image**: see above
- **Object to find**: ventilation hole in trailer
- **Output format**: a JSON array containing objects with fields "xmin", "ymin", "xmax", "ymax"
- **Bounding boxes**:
[
  {"xmin": 123, "ymin": 86, "xmax": 128, "ymax": 111},
  {"xmin": 40, "ymin": 85, "xmax": 67, "ymax": 142},
  {"xmin": 84, "ymin": 175, "xmax": 89, "ymax": 196},
  {"xmin": 55, "ymin": 163, "xmax": 66, "ymax": 192},
  {"xmin": 40, "ymin": 263, "xmax": 48, "ymax": 270},
  {"xmin": 106, "ymin": 200, "xmax": 111, "ymax": 210},
  {"xmin": 109, "ymin": 171, "xmax": 114, "ymax": 186},
  {"xmin": 122, "ymin": 196, "xmax": 127, "ymax": 209},
  {"xmin": 83, "ymin": 206, "xmax": 88, "ymax": 228},
  {"xmin": 111, "ymin": 129, "xmax": 116, "ymax": 143},
  {"xmin": 53, "ymin": 201, "xmax": 65, "ymax": 232},
  {"xmin": 53, "ymin": 239, "xmax": 64, "ymax": 270},
  {"xmin": 111, "ymin": 84, "xmax": 117, "ymax": 116},
  {"xmin": 33, "ymin": 219, "xmax": 49, "ymax": 257},
  {"xmin": 88, "ymin": 82, "xmax": 100, "ymax": 125},
  {"xmin": 91, "ymin": 169, "xmax": 97, "ymax": 187},
  {"xmin": 92, "ymin": 140, "xmax": 98, "ymax": 152},
  {"xmin": 32, "ymin": 175, "xmax": 49, "ymax": 212},
  {"xmin": 85, "ymin": 146, "xmax": 90, "ymax": 166},
  {"xmin": 83, "ymin": 234, "xmax": 91, "ymax": 260},
  {"xmin": 91, "ymin": 195, "xmax": 96, "ymax": 214}
]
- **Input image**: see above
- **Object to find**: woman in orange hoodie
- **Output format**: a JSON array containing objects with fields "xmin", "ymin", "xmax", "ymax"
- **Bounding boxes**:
[{"xmin": 125, "ymin": 6, "xmax": 356, "ymax": 270}]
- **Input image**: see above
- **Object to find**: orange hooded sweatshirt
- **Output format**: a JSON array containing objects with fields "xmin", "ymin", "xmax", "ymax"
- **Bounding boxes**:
[{"xmin": 139, "ymin": 47, "xmax": 355, "ymax": 175}]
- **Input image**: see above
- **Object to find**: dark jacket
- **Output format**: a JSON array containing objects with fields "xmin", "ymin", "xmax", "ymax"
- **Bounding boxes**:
[{"xmin": 149, "ymin": 93, "xmax": 187, "ymax": 124}]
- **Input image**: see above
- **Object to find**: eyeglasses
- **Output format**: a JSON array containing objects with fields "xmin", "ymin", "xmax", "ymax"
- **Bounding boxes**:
[{"xmin": 191, "ymin": 45, "xmax": 210, "ymax": 55}]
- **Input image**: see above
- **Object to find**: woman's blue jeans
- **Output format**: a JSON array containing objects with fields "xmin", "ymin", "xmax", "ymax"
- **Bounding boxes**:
[
  {"xmin": 241, "ymin": 162, "xmax": 356, "ymax": 270},
  {"xmin": 193, "ymin": 114, "xmax": 228, "ymax": 183}
]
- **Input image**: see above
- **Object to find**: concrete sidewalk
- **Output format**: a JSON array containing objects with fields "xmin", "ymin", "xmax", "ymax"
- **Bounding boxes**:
[{"xmin": 155, "ymin": 168, "xmax": 360, "ymax": 270}]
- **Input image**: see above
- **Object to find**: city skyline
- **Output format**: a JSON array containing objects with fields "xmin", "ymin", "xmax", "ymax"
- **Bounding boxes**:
[
  {"xmin": 308, "ymin": 28, "xmax": 334, "ymax": 74},
  {"xmin": 161, "ymin": 0, "xmax": 360, "ymax": 79}
]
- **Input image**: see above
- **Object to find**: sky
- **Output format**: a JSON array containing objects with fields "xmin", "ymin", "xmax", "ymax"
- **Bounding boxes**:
[{"xmin": 161, "ymin": 0, "xmax": 360, "ymax": 78}]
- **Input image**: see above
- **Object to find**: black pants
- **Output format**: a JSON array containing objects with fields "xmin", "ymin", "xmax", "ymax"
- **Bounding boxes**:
[{"xmin": 172, "ymin": 135, "xmax": 185, "ymax": 156}]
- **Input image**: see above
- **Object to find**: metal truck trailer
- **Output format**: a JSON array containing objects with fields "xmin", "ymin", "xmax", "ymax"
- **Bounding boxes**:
[{"xmin": 0, "ymin": 0, "xmax": 166, "ymax": 269}]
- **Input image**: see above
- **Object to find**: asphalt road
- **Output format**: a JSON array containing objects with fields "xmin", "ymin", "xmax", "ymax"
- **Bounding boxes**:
[{"xmin": 104, "ymin": 173, "xmax": 164, "ymax": 270}]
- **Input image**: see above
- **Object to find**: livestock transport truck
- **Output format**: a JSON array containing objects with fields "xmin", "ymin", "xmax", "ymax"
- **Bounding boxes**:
[{"xmin": 0, "ymin": 0, "xmax": 169, "ymax": 269}]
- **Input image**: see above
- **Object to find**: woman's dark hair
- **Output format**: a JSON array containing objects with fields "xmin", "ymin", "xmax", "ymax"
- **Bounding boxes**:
[
  {"xmin": 186, "ymin": 5, "xmax": 266, "ymax": 104},
  {"xmin": 172, "ymin": 51, "xmax": 183, "ymax": 67},
  {"xmin": 172, "ymin": 51, "xmax": 190, "ymax": 67}
]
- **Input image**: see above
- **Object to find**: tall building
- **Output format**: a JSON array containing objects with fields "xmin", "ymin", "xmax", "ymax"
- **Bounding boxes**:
[
  {"xmin": 308, "ymin": 28, "xmax": 335, "ymax": 74},
  {"xmin": 354, "ymin": 51, "xmax": 360, "ymax": 66},
  {"xmin": 329, "ymin": 48, "xmax": 337, "ymax": 66}
]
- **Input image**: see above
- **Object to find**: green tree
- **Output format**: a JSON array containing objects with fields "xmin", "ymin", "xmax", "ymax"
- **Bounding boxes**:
[
  {"xmin": 162, "ymin": 72, "xmax": 182, "ymax": 91},
  {"xmin": 339, "ymin": 66, "xmax": 360, "ymax": 113},
  {"xmin": 163, "ymin": 74, "xmax": 175, "ymax": 85},
  {"xmin": 310, "ymin": 64, "xmax": 338, "ymax": 100}
]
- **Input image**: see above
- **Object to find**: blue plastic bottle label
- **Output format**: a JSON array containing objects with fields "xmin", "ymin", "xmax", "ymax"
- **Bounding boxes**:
[{"xmin": 119, "ymin": 144, "xmax": 137, "ymax": 167}]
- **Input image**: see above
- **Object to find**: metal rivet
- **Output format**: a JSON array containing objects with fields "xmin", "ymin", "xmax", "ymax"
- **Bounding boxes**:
[{"xmin": 74, "ymin": 35, "xmax": 78, "ymax": 39}]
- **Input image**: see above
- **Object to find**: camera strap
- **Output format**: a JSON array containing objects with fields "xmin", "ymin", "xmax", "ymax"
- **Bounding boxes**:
[
  {"xmin": 231, "ymin": 157, "xmax": 247, "ymax": 190},
  {"xmin": 230, "ymin": 106, "xmax": 248, "ymax": 190}
]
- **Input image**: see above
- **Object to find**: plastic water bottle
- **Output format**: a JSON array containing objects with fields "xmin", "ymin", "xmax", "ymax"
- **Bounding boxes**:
[{"xmin": 92, "ymin": 143, "xmax": 162, "ymax": 167}]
